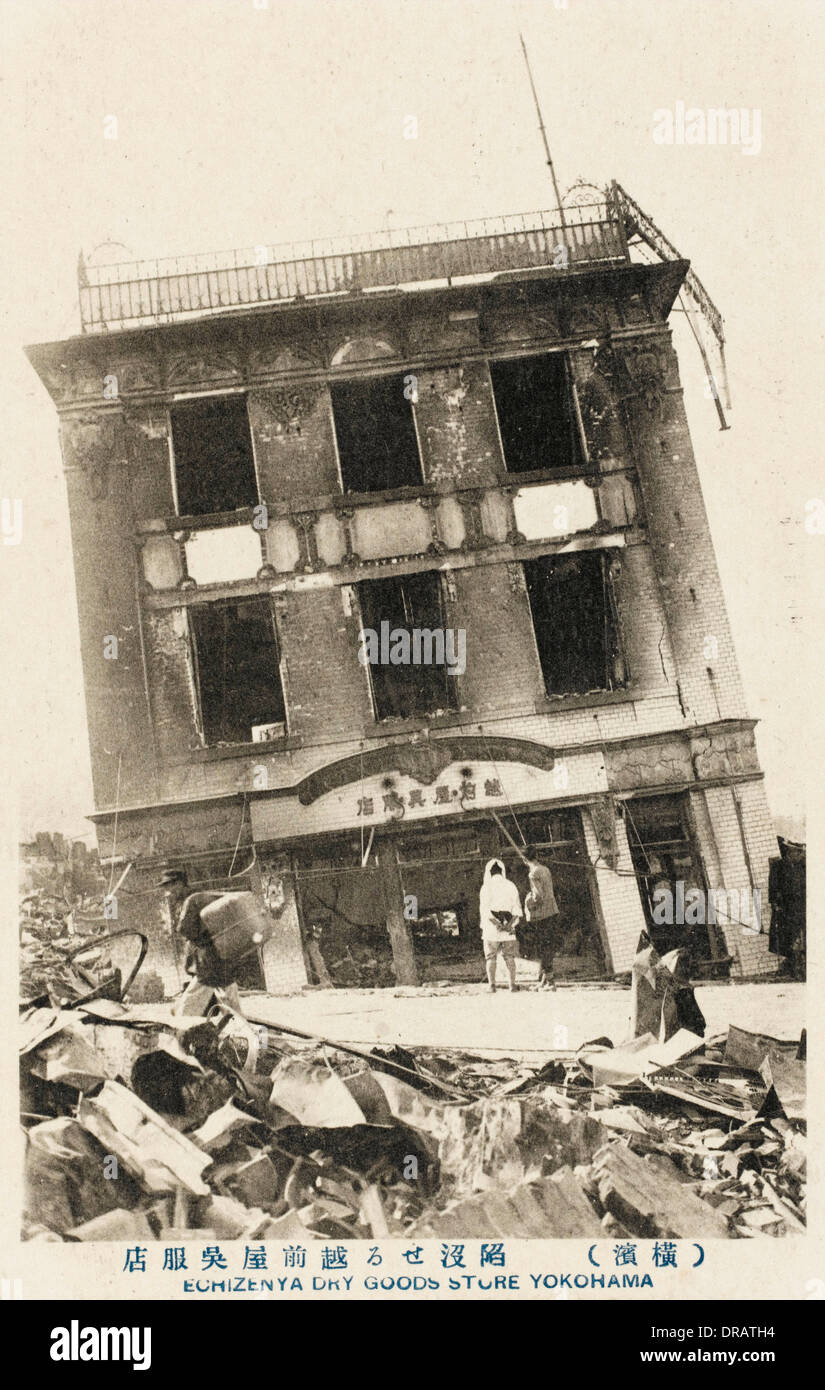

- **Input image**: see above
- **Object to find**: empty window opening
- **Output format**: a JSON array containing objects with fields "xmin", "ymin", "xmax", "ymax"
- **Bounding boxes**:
[
  {"xmin": 170, "ymin": 395, "xmax": 258, "ymax": 517},
  {"xmin": 490, "ymin": 353, "xmax": 584, "ymax": 475},
  {"xmin": 523, "ymin": 550, "xmax": 624, "ymax": 696},
  {"xmin": 357, "ymin": 570, "xmax": 457, "ymax": 720},
  {"xmin": 190, "ymin": 597, "xmax": 285, "ymax": 745},
  {"xmin": 331, "ymin": 374, "xmax": 422, "ymax": 493}
]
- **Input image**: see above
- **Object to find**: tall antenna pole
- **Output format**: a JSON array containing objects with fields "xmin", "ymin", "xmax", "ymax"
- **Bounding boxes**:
[{"xmin": 520, "ymin": 32, "xmax": 567, "ymax": 232}]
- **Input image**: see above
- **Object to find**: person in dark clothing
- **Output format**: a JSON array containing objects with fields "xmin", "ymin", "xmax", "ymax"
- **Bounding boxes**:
[
  {"xmin": 159, "ymin": 868, "xmax": 243, "ymax": 1015},
  {"xmin": 523, "ymin": 844, "xmax": 561, "ymax": 989},
  {"xmin": 768, "ymin": 838, "xmax": 806, "ymax": 978}
]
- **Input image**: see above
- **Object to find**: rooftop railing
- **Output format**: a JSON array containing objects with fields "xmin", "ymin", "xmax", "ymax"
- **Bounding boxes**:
[{"xmin": 78, "ymin": 202, "xmax": 630, "ymax": 333}]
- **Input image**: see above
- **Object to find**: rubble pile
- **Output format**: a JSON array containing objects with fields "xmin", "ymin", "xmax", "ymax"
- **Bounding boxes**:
[
  {"xmin": 20, "ymin": 833, "xmax": 159, "ymax": 1008},
  {"xmin": 21, "ymin": 881, "xmax": 164, "ymax": 1010},
  {"xmin": 20, "ymin": 895, "xmax": 116, "ymax": 1006},
  {"xmin": 20, "ymin": 997, "xmax": 806, "ymax": 1243}
]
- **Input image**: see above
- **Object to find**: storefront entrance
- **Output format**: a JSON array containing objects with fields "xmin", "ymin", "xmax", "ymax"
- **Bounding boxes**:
[{"xmin": 292, "ymin": 805, "xmax": 608, "ymax": 987}]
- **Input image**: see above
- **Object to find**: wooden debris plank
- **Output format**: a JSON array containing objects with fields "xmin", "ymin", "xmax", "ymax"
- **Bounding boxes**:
[{"xmin": 593, "ymin": 1142, "xmax": 731, "ymax": 1239}]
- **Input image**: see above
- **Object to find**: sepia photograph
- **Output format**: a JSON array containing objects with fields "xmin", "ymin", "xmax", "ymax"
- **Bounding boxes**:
[{"xmin": 2, "ymin": 0, "xmax": 821, "ymax": 1337}]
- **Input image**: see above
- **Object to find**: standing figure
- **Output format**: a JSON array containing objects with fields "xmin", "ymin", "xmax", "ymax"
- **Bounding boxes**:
[
  {"xmin": 159, "ymin": 868, "xmax": 244, "ymax": 1016},
  {"xmin": 479, "ymin": 858, "xmax": 522, "ymax": 994},
  {"xmin": 523, "ymin": 845, "xmax": 560, "ymax": 990}
]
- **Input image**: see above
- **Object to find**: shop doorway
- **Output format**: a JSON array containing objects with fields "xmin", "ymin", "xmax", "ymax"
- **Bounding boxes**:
[
  {"xmin": 395, "ymin": 826, "xmax": 484, "ymax": 982},
  {"xmin": 624, "ymin": 793, "xmax": 730, "ymax": 976},
  {"xmin": 293, "ymin": 836, "xmax": 396, "ymax": 988},
  {"xmin": 292, "ymin": 808, "xmax": 608, "ymax": 987}
]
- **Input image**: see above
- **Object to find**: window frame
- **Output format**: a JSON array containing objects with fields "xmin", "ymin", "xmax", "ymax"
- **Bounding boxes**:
[
  {"xmin": 329, "ymin": 369, "xmax": 425, "ymax": 497},
  {"xmin": 188, "ymin": 594, "xmax": 288, "ymax": 748},
  {"xmin": 522, "ymin": 548, "xmax": 626, "ymax": 699},
  {"xmin": 488, "ymin": 350, "xmax": 589, "ymax": 479},
  {"xmin": 168, "ymin": 389, "xmax": 261, "ymax": 521},
  {"xmin": 356, "ymin": 569, "xmax": 459, "ymax": 723}
]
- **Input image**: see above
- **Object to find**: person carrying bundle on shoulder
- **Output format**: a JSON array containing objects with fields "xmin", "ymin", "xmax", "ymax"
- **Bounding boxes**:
[{"xmin": 159, "ymin": 868, "xmax": 246, "ymax": 1016}]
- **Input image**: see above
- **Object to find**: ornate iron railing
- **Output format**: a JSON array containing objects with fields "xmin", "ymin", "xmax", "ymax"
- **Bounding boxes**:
[{"xmin": 78, "ymin": 203, "xmax": 629, "ymax": 333}]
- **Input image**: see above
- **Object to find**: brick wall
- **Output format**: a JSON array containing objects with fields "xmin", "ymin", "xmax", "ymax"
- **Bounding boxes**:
[
  {"xmin": 628, "ymin": 336, "xmax": 749, "ymax": 726},
  {"xmin": 449, "ymin": 562, "xmax": 545, "ymax": 714},
  {"xmin": 125, "ymin": 405, "xmax": 176, "ymax": 522},
  {"xmin": 60, "ymin": 409, "xmax": 159, "ymax": 811},
  {"xmin": 255, "ymin": 853, "xmax": 309, "ymax": 994},
  {"xmin": 276, "ymin": 583, "xmax": 373, "ymax": 740},
  {"xmin": 615, "ymin": 543, "xmax": 677, "ymax": 692},
  {"xmin": 248, "ymin": 384, "xmax": 340, "ymax": 502},
  {"xmin": 694, "ymin": 783, "xmax": 777, "ymax": 977},
  {"xmin": 144, "ymin": 608, "xmax": 201, "ymax": 763},
  {"xmin": 582, "ymin": 808, "xmax": 647, "ymax": 975},
  {"xmin": 414, "ymin": 360, "xmax": 502, "ymax": 485}
]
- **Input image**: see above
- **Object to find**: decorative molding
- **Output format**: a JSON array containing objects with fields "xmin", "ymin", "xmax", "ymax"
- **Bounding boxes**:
[
  {"xmin": 115, "ymin": 355, "xmax": 163, "ymax": 394},
  {"xmin": 418, "ymin": 493, "xmax": 446, "ymax": 553},
  {"xmin": 333, "ymin": 507, "xmax": 361, "ymax": 566},
  {"xmin": 293, "ymin": 510, "xmax": 321, "ymax": 571},
  {"xmin": 458, "ymin": 489, "xmax": 487, "ymax": 550},
  {"xmin": 589, "ymin": 792, "xmax": 619, "ymax": 869},
  {"xmin": 330, "ymin": 336, "xmax": 398, "ymax": 367},
  {"xmin": 166, "ymin": 351, "xmax": 243, "ymax": 389},
  {"xmin": 562, "ymin": 295, "xmax": 612, "ymax": 339},
  {"xmin": 690, "ymin": 727, "xmax": 760, "ymax": 782},
  {"xmin": 61, "ymin": 412, "xmax": 123, "ymax": 499},
  {"xmin": 265, "ymin": 386, "xmax": 319, "ymax": 435},
  {"xmin": 612, "ymin": 341, "xmax": 669, "ymax": 415},
  {"xmin": 250, "ymin": 342, "xmax": 326, "ymax": 376}
]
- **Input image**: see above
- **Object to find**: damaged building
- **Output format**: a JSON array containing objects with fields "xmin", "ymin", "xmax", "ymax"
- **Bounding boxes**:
[{"xmin": 26, "ymin": 185, "xmax": 780, "ymax": 994}]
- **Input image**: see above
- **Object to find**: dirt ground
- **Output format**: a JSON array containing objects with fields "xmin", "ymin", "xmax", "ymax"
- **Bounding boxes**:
[{"xmin": 243, "ymin": 980, "xmax": 805, "ymax": 1058}]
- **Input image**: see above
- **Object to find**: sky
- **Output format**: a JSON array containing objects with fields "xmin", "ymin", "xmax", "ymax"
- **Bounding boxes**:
[{"xmin": 1, "ymin": 0, "xmax": 821, "ymax": 843}]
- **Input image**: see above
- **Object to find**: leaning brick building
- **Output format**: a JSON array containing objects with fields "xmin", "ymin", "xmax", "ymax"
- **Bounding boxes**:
[{"xmin": 27, "ymin": 188, "xmax": 778, "ymax": 994}]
